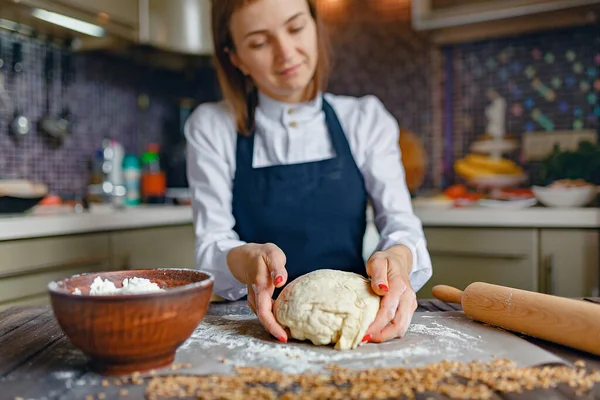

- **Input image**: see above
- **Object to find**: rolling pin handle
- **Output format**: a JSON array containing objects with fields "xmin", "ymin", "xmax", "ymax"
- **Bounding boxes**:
[{"xmin": 432, "ymin": 285, "xmax": 463, "ymax": 304}]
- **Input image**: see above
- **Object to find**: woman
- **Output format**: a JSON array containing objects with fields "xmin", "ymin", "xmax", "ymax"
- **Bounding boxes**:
[{"xmin": 185, "ymin": 0, "xmax": 433, "ymax": 345}]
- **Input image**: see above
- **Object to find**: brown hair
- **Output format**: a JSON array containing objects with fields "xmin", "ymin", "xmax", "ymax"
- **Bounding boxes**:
[{"xmin": 211, "ymin": 0, "xmax": 331, "ymax": 135}]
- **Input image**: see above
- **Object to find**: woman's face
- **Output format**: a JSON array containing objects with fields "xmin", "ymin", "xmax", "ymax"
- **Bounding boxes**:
[{"xmin": 229, "ymin": 0, "xmax": 319, "ymax": 103}]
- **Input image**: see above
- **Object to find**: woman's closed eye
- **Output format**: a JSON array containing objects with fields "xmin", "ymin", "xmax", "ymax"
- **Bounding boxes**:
[
  {"xmin": 248, "ymin": 28, "xmax": 303, "ymax": 50},
  {"xmin": 249, "ymin": 40, "xmax": 267, "ymax": 49},
  {"xmin": 247, "ymin": 35, "xmax": 268, "ymax": 49},
  {"xmin": 289, "ymin": 24, "xmax": 305, "ymax": 34}
]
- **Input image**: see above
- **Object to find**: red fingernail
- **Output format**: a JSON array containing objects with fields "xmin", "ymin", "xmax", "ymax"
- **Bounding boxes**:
[
  {"xmin": 378, "ymin": 284, "xmax": 389, "ymax": 291},
  {"xmin": 275, "ymin": 276, "xmax": 283, "ymax": 285},
  {"xmin": 362, "ymin": 334, "xmax": 371, "ymax": 342},
  {"xmin": 278, "ymin": 336, "xmax": 287, "ymax": 343}
]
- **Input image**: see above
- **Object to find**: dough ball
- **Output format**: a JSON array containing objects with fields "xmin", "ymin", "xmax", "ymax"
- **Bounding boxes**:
[{"xmin": 274, "ymin": 269, "xmax": 380, "ymax": 350}]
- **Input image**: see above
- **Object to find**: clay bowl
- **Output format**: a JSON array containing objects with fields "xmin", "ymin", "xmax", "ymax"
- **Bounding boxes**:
[{"xmin": 48, "ymin": 268, "xmax": 213, "ymax": 376}]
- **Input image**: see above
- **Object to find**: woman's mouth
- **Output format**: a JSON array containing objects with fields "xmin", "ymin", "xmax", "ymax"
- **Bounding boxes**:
[{"xmin": 278, "ymin": 64, "xmax": 302, "ymax": 77}]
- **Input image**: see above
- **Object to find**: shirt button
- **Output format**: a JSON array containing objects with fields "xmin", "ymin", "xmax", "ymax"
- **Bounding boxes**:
[
  {"xmin": 287, "ymin": 108, "xmax": 295, "ymax": 115},
  {"xmin": 289, "ymin": 121, "xmax": 298, "ymax": 128}
]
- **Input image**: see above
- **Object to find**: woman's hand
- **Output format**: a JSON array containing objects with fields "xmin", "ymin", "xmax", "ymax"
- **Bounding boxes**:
[
  {"xmin": 363, "ymin": 244, "xmax": 417, "ymax": 343},
  {"xmin": 227, "ymin": 243, "xmax": 289, "ymax": 343}
]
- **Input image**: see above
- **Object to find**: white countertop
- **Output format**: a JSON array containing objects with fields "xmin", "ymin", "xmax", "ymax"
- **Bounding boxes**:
[
  {"xmin": 0, "ymin": 204, "xmax": 599, "ymax": 242},
  {"xmin": 0, "ymin": 205, "xmax": 194, "ymax": 241},
  {"xmin": 413, "ymin": 206, "xmax": 600, "ymax": 228}
]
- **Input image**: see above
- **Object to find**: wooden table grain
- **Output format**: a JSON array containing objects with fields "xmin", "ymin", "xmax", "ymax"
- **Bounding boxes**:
[{"xmin": 1, "ymin": 299, "xmax": 599, "ymax": 400}]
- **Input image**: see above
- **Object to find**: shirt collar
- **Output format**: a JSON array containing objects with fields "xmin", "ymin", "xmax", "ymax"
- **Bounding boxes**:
[{"xmin": 257, "ymin": 90, "xmax": 323, "ymax": 123}]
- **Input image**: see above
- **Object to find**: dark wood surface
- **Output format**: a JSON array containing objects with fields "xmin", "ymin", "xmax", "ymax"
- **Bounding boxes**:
[{"xmin": 1, "ymin": 299, "xmax": 599, "ymax": 400}]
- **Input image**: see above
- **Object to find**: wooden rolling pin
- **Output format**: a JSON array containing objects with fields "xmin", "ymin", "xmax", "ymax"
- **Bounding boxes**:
[{"xmin": 432, "ymin": 282, "xmax": 600, "ymax": 356}]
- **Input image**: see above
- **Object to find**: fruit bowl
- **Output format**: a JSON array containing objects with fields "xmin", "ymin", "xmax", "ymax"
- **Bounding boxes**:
[
  {"xmin": 48, "ymin": 268, "xmax": 213, "ymax": 376},
  {"xmin": 468, "ymin": 174, "xmax": 527, "ymax": 189},
  {"xmin": 532, "ymin": 184, "xmax": 597, "ymax": 208},
  {"xmin": 454, "ymin": 154, "xmax": 526, "ymax": 189}
]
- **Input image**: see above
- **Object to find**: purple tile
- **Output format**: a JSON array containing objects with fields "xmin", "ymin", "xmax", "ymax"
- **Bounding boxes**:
[{"xmin": 0, "ymin": 34, "xmax": 216, "ymax": 196}]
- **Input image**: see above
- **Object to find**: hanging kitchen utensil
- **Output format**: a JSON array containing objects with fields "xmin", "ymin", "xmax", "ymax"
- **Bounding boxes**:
[
  {"xmin": 56, "ymin": 39, "xmax": 72, "ymax": 135},
  {"xmin": 0, "ymin": 35, "xmax": 14, "ymax": 116},
  {"xmin": 39, "ymin": 42, "xmax": 54, "ymax": 132},
  {"xmin": 39, "ymin": 40, "xmax": 65, "ymax": 144},
  {"xmin": 9, "ymin": 37, "xmax": 30, "ymax": 138}
]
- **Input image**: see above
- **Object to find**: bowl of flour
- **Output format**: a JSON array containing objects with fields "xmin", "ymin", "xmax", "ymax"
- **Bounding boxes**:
[
  {"xmin": 72, "ymin": 275, "xmax": 166, "ymax": 296},
  {"xmin": 48, "ymin": 268, "xmax": 213, "ymax": 376}
]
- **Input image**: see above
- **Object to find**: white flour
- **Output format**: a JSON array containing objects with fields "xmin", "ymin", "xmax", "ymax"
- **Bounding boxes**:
[
  {"xmin": 409, "ymin": 321, "xmax": 483, "ymax": 344},
  {"xmin": 72, "ymin": 276, "xmax": 165, "ymax": 295},
  {"xmin": 175, "ymin": 313, "xmax": 485, "ymax": 374},
  {"xmin": 52, "ymin": 371, "xmax": 77, "ymax": 380},
  {"xmin": 36, "ymin": 311, "xmax": 564, "ymax": 389}
]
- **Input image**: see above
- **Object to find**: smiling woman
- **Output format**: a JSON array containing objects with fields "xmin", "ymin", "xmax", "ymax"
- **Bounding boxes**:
[
  {"xmin": 212, "ymin": 0, "xmax": 330, "ymax": 134},
  {"xmin": 185, "ymin": 0, "xmax": 433, "ymax": 347}
]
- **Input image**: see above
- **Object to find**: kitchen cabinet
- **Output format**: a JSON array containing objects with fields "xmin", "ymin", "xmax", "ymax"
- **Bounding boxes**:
[
  {"xmin": 110, "ymin": 224, "xmax": 225, "ymax": 303},
  {"xmin": 141, "ymin": 0, "xmax": 214, "ymax": 55},
  {"xmin": 0, "ymin": 233, "xmax": 112, "ymax": 311},
  {"xmin": 12, "ymin": 0, "xmax": 214, "ymax": 59},
  {"xmin": 412, "ymin": 0, "xmax": 600, "ymax": 44},
  {"xmin": 418, "ymin": 227, "xmax": 539, "ymax": 298},
  {"xmin": 110, "ymin": 225, "xmax": 197, "ymax": 270},
  {"xmin": 539, "ymin": 229, "xmax": 599, "ymax": 297},
  {"xmin": 1, "ymin": 218, "xmax": 597, "ymax": 309},
  {"xmin": 10, "ymin": 0, "xmax": 139, "ymax": 41},
  {"xmin": 0, "ymin": 225, "xmax": 200, "ymax": 309},
  {"xmin": 52, "ymin": 0, "xmax": 139, "ymax": 27},
  {"xmin": 365, "ymin": 220, "xmax": 599, "ymax": 298}
]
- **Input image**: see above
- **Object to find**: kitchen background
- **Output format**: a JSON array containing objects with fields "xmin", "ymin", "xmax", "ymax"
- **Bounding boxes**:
[
  {"xmin": 0, "ymin": 0, "xmax": 599, "ymax": 310},
  {"xmin": 0, "ymin": 0, "xmax": 597, "ymax": 198},
  {"xmin": 0, "ymin": 35, "xmax": 220, "ymax": 197}
]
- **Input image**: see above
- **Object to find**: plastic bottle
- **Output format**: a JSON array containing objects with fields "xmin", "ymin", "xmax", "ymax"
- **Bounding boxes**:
[
  {"xmin": 107, "ymin": 139, "xmax": 125, "ymax": 207},
  {"xmin": 87, "ymin": 149, "xmax": 104, "ymax": 204},
  {"xmin": 141, "ymin": 143, "xmax": 166, "ymax": 204},
  {"xmin": 108, "ymin": 140, "xmax": 124, "ymax": 186},
  {"xmin": 122, "ymin": 154, "xmax": 141, "ymax": 206}
]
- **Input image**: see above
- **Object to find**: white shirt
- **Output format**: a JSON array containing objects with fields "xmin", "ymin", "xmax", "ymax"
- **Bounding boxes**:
[{"xmin": 184, "ymin": 91, "xmax": 433, "ymax": 301}]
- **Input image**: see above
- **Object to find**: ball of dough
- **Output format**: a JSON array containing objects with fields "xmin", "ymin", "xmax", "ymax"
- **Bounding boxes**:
[{"xmin": 274, "ymin": 269, "xmax": 380, "ymax": 350}]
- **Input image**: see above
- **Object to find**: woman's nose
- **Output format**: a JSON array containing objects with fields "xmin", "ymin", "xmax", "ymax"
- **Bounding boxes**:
[{"xmin": 273, "ymin": 35, "xmax": 295, "ymax": 62}]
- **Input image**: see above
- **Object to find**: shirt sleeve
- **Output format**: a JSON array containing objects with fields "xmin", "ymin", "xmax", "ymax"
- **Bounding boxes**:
[
  {"xmin": 184, "ymin": 104, "xmax": 248, "ymax": 301},
  {"xmin": 354, "ymin": 96, "xmax": 433, "ymax": 294}
]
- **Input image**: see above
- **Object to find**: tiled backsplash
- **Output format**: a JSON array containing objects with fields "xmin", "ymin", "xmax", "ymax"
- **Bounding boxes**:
[
  {"xmin": 0, "ymin": 1, "xmax": 598, "ymax": 196},
  {"xmin": 0, "ymin": 2, "xmax": 440, "ymax": 197},
  {"xmin": 313, "ymin": 1, "xmax": 597, "ymax": 190},
  {"xmin": 0, "ymin": 33, "xmax": 218, "ymax": 196},
  {"xmin": 322, "ymin": 0, "xmax": 439, "ymax": 190},
  {"xmin": 445, "ymin": 25, "xmax": 600, "ymax": 184}
]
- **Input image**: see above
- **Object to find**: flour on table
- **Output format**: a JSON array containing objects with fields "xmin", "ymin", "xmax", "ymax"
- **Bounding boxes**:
[
  {"xmin": 409, "ymin": 320, "xmax": 483, "ymax": 344},
  {"xmin": 173, "ymin": 312, "xmax": 489, "ymax": 375},
  {"xmin": 72, "ymin": 276, "xmax": 165, "ymax": 295}
]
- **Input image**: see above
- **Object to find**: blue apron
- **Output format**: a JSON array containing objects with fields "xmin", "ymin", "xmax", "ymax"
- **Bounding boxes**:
[{"xmin": 232, "ymin": 97, "xmax": 368, "ymax": 298}]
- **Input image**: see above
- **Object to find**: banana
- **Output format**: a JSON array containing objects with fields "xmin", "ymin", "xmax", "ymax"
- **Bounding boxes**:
[
  {"xmin": 464, "ymin": 154, "xmax": 522, "ymax": 174},
  {"xmin": 454, "ymin": 157, "xmax": 523, "ymax": 179},
  {"xmin": 454, "ymin": 159, "xmax": 495, "ymax": 179}
]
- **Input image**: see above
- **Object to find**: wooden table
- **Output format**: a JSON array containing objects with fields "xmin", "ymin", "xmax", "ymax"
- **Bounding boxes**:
[{"xmin": 1, "ymin": 299, "xmax": 599, "ymax": 400}]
